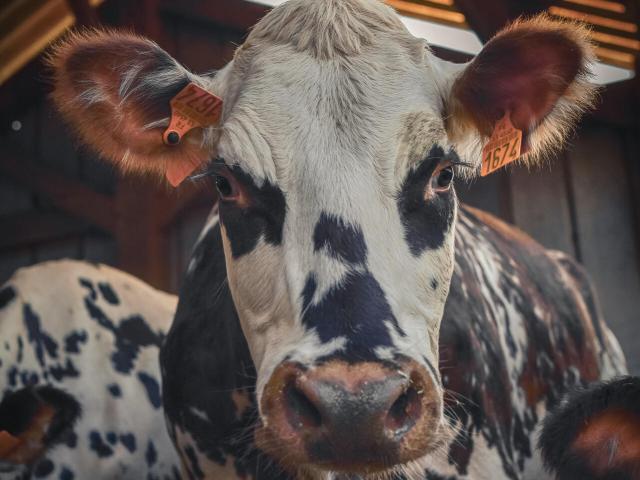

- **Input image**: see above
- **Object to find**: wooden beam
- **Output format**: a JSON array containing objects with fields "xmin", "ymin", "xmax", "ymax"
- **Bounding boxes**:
[
  {"xmin": 159, "ymin": 0, "xmax": 268, "ymax": 32},
  {"xmin": 455, "ymin": 0, "xmax": 552, "ymax": 42},
  {"xmin": 160, "ymin": 182, "xmax": 218, "ymax": 230},
  {"xmin": 0, "ymin": 212, "xmax": 90, "ymax": 251},
  {"xmin": 115, "ymin": 179, "xmax": 173, "ymax": 291},
  {"xmin": 66, "ymin": 0, "xmax": 99, "ymax": 26},
  {"xmin": 0, "ymin": 146, "xmax": 117, "ymax": 233}
]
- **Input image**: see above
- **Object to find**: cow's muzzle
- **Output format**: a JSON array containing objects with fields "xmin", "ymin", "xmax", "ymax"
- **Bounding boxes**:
[{"xmin": 256, "ymin": 359, "xmax": 441, "ymax": 473}]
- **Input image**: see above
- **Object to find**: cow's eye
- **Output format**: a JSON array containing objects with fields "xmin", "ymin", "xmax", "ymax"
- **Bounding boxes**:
[
  {"xmin": 434, "ymin": 166, "xmax": 454, "ymax": 191},
  {"xmin": 215, "ymin": 175, "xmax": 235, "ymax": 199}
]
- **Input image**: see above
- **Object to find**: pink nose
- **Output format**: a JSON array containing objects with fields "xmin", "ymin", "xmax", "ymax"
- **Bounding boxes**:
[{"xmin": 257, "ymin": 360, "xmax": 441, "ymax": 472}]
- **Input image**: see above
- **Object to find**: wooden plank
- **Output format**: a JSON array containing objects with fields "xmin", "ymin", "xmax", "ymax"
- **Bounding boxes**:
[
  {"xmin": 0, "ymin": 212, "xmax": 89, "ymax": 251},
  {"xmin": 38, "ymin": 102, "xmax": 79, "ymax": 178},
  {"xmin": 0, "ymin": 248, "xmax": 33, "ymax": 286},
  {"xmin": 83, "ymin": 233, "xmax": 117, "ymax": 265},
  {"xmin": 568, "ymin": 125, "xmax": 640, "ymax": 375},
  {"xmin": 0, "ymin": 145, "xmax": 117, "ymax": 233},
  {"xmin": 509, "ymin": 155, "xmax": 576, "ymax": 256},
  {"xmin": 115, "ymin": 178, "xmax": 172, "ymax": 291},
  {"xmin": 34, "ymin": 238, "xmax": 81, "ymax": 262},
  {"xmin": 457, "ymin": 169, "xmax": 513, "ymax": 222},
  {"xmin": 66, "ymin": 0, "xmax": 99, "ymax": 26},
  {"xmin": 0, "ymin": 177, "xmax": 32, "ymax": 216},
  {"xmin": 160, "ymin": 0, "xmax": 269, "ymax": 33}
]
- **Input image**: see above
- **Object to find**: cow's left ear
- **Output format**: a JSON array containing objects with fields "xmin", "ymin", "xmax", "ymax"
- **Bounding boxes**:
[
  {"xmin": 446, "ymin": 14, "xmax": 597, "ymax": 166},
  {"xmin": 539, "ymin": 376, "xmax": 640, "ymax": 480},
  {"xmin": 48, "ymin": 30, "xmax": 224, "ymax": 185}
]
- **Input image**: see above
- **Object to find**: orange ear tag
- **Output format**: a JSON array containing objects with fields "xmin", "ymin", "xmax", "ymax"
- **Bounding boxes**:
[
  {"xmin": 163, "ymin": 82, "xmax": 223, "ymax": 186},
  {"xmin": 481, "ymin": 113, "xmax": 522, "ymax": 177}
]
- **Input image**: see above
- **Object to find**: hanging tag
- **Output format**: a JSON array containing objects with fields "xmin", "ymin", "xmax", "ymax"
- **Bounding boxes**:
[
  {"xmin": 481, "ymin": 113, "xmax": 522, "ymax": 177},
  {"xmin": 162, "ymin": 82, "xmax": 223, "ymax": 147},
  {"xmin": 0, "ymin": 430, "xmax": 20, "ymax": 458}
]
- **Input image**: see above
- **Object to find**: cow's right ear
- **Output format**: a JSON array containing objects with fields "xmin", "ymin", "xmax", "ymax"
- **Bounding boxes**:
[
  {"xmin": 49, "ymin": 30, "xmax": 219, "ymax": 185},
  {"xmin": 539, "ymin": 376, "xmax": 640, "ymax": 480}
]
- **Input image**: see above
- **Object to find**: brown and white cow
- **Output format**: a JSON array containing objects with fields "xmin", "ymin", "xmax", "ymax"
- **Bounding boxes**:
[{"xmin": 48, "ymin": 0, "xmax": 627, "ymax": 478}]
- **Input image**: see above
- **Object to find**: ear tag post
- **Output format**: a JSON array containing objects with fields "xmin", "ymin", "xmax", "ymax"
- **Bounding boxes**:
[
  {"xmin": 481, "ymin": 113, "xmax": 522, "ymax": 177},
  {"xmin": 163, "ymin": 82, "xmax": 223, "ymax": 146}
]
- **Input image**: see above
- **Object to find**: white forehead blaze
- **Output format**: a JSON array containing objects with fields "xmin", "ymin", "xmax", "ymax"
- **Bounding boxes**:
[{"xmin": 213, "ymin": 0, "xmax": 461, "ymax": 396}]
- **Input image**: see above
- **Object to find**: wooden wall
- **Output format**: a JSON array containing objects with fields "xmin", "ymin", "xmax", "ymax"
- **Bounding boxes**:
[{"xmin": 0, "ymin": 2, "xmax": 638, "ymax": 373}]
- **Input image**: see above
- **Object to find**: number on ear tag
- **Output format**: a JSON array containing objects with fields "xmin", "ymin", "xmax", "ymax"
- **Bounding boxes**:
[
  {"xmin": 162, "ymin": 82, "xmax": 223, "ymax": 147},
  {"xmin": 481, "ymin": 113, "xmax": 522, "ymax": 177}
]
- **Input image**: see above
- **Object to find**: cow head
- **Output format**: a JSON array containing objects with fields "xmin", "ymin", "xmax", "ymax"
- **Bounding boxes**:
[{"xmin": 50, "ymin": 0, "xmax": 595, "ymax": 476}]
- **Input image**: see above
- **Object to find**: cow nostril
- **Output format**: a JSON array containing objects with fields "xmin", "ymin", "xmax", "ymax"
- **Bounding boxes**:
[
  {"xmin": 284, "ymin": 381, "xmax": 322, "ymax": 430},
  {"xmin": 385, "ymin": 383, "xmax": 422, "ymax": 437}
]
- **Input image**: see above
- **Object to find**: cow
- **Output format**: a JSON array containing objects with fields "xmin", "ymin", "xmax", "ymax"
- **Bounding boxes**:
[
  {"xmin": 47, "ymin": 0, "xmax": 628, "ymax": 478},
  {"xmin": 539, "ymin": 376, "xmax": 640, "ymax": 480},
  {"xmin": 0, "ymin": 260, "xmax": 181, "ymax": 479}
]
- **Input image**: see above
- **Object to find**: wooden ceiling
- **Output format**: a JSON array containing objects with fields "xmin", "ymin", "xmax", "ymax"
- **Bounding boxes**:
[
  {"xmin": 0, "ymin": 0, "xmax": 103, "ymax": 85},
  {"xmin": 387, "ymin": 0, "xmax": 638, "ymax": 69},
  {"xmin": 0, "ymin": 0, "xmax": 637, "ymax": 88}
]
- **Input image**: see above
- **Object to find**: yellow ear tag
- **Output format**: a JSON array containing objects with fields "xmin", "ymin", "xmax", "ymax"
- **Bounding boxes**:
[
  {"xmin": 163, "ymin": 82, "xmax": 223, "ymax": 146},
  {"xmin": 162, "ymin": 82, "xmax": 223, "ymax": 186},
  {"xmin": 481, "ymin": 113, "xmax": 522, "ymax": 177}
]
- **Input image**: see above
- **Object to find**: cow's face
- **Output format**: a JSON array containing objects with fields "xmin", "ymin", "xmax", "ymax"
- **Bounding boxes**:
[{"xmin": 50, "ymin": 0, "xmax": 595, "ymax": 476}]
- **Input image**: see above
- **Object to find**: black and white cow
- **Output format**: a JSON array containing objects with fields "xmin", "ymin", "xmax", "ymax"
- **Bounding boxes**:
[
  {"xmin": 0, "ymin": 261, "xmax": 181, "ymax": 479},
  {"xmin": 47, "ymin": 0, "xmax": 627, "ymax": 478}
]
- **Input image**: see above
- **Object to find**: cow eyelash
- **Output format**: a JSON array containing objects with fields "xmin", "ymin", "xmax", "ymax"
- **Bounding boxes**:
[
  {"xmin": 188, "ymin": 158, "xmax": 228, "ymax": 181},
  {"xmin": 443, "ymin": 158, "xmax": 474, "ymax": 170}
]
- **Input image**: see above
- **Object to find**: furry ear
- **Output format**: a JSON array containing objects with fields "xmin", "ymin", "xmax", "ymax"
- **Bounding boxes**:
[
  {"xmin": 539, "ymin": 376, "xmax": 640, "ymax": 480},
  {"xmin": 446, "ymin": 14, "xmax": 597, "ymax": 168},
  {"xmin": 48, "ymin": 29, "xmax": 220, "ymax": 185},
  {"xmin": 0, "ymin": 386, "xmax": 81, "ymax": 466}
]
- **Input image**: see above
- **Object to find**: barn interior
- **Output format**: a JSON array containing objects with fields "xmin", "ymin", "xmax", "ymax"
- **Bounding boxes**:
[{"xmin": 0, "ymin": 0, "xmax": 638, "ymax": 373}]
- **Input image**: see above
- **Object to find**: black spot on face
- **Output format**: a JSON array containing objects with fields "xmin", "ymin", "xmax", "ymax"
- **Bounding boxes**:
[
  {"xmin": 302, "ymin": 214, "xmax": 405, "ymax": 359},
  {"xmin": 301, "ymin": 270, "xmax": 405, "ymax": 361},
  {"xmin": 431, "ymin": 279, "xmax": 438, "ymax": 290},
  {"xmin": 313, "ymin": 213, "xmax": 367, "ymax": 265},
  {"xmin": 138, "ymin": 372, "xmax": 162, "ymax": 409},
  {"xmin": 217, "ymin": 164, "xmax": 286, "ymax": 258},
  {"xmin": 0, "ymin": 286, "xmax": 16, "ymax": 309},
  {"xmin": 397, "ymin": 145, "xmax": 456, "ymax": 256}
]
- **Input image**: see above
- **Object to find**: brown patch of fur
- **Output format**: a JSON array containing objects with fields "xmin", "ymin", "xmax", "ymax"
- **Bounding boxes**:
[
  {"xmin": 448, "ymin": 13, "xmax": 597, "ymax": 164},
  {"xmin": 573, "ymin": 408, "xmax": 640, "ymax": 475},
  {"xmin": 47, "ymin": 29, "xmax": 212, "ymax": 181}
]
